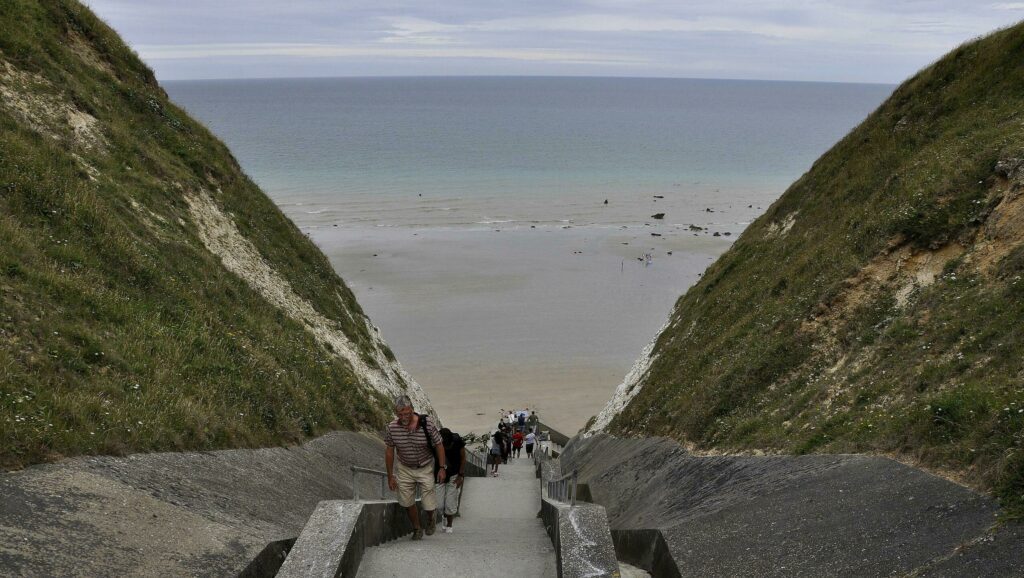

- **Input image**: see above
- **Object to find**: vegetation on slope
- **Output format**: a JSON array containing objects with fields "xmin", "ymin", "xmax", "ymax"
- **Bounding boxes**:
[
  {"xmin": 609, "ymin": 22, "xmax": 1024, "ymax": 516},
  {"xmin": 0, "ymin": 0, "xmax": 395, "ymax": 468}
]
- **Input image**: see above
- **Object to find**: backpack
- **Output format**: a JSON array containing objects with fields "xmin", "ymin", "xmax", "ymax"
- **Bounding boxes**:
[
  {"xmin": 418, "ymin": 413, "xmax": 436, "ymax": 456},
  {"xmin": 419, "ymin": 414, "xmax": 443, "ymax": 475}
]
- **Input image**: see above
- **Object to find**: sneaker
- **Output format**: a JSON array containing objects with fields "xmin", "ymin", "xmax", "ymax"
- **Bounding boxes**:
[
  {"xmin": 444, "ymin": 526, "xmax": 453, "ymax": 534},
  {"xmin": 411, "ymin": 529, "xmax": 423, "ymax": 541},
  {"xmin": 425, "ymin": 512, "xmax": 437, "ymax": 536}
]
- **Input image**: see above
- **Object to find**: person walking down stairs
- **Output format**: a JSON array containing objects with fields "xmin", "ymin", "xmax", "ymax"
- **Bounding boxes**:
[
  {"xmin": 384, "ymin": 395, "xmax": 447, "ymax": 540},
  {"xmin": 512, "ymin": 429, "xmax": 524, "ymax": 458}
]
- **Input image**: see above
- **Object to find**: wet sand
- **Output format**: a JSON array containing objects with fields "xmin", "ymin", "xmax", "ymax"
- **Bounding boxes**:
[{"xmin": 309, "ymin": 213, "xmax": 747, "ymax": 436}]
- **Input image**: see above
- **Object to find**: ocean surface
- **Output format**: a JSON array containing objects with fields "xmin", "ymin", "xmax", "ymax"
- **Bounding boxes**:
[{"xmin": 165, "ymin": 77, "xmax": 892, "ymax": 434}]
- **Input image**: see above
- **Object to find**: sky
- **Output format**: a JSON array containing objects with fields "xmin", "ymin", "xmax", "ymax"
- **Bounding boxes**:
[{"xmin": 82, "ymin": 1, "xmax": 1024, "ymax": 84}]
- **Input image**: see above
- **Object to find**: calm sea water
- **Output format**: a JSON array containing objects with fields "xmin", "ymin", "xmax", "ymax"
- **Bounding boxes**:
[
  {"xmin": 166, "ymin": 77, "xmax": 891, "ymax": 229},
  {"xmin": 164, "ymin": 77, "xmax": 893, "ymax": 433}
]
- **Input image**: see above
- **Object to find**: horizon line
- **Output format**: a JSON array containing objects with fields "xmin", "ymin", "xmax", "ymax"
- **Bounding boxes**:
[{"xmin": 161, "ymin": 73, "xmax": 896, "ymax": 87}]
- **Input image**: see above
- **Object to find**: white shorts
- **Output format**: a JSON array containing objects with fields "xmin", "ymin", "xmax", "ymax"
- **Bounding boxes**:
[{"xmin": 439, "ymin": 478, "xmax": 460, "ymax": 516}]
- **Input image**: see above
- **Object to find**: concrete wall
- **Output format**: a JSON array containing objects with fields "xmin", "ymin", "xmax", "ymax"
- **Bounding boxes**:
[
  {"xmin": 538, "ymin": 454, "xmax": 620, "ymax": 577},
  {"xmin": 609, "ymin": 529, "xmax": 679, "ymax": 578},
  {"xmin": 238, "ymin": 538, "xmax": 296, "ymax": 578},
  {"xmin": 276, "ymin": 499, "xmax": 421, "ymax": 578},
  {"xmin": 561, "ymin": 434, "xmax": 1024, "ymax": 577},
  {"xmin": 540, "ymin": 498, "xmax": 620, "ymax": 578}
]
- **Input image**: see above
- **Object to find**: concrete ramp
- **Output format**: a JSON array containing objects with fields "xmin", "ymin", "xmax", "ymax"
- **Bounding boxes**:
[
  {"xmin": 561, "ymin": 434, "xmax": 1022, "ymax": 577},
  {"xmin": 356, "ymin": 458, "xmax": 557, "ymax": 577}
]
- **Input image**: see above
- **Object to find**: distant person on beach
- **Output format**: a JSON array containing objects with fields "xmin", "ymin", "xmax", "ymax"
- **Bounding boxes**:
[
  {"xmin": 525, "ymin": 431, "xmax": 536, "ymax": 458},
  {"xmin": 527, "ymin": 410, "xmax": 539, "ymax": 432},
  {"xmin": 384, "ymin": 395, "xmax": 446, "ymax": 540},
  {"xmin": 438, "ymin": 428, "xmax": 465, "ymax": 533},
  {"xmin": 517, "ymin": 409, "xmax": 527, "ymax": 432},
  {"xmin": 490, "ymin": 428, "xmax": 504, "ymax": 476},
  {"xmin": 512, "ymin": 429, "xmax": 524, "ymax": 458}
]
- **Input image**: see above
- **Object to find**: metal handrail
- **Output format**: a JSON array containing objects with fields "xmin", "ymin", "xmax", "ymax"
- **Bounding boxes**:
[
  {"xmin": 546, "ymin": 469, "xmax": 579, "ymax": 506},
  {"xmin": 465, "ymin": 449, "xmax": 486, "ymax": 471},
  {"xmin": 351, "ymin": 465, "xmax": 388, "ymax": 501}
]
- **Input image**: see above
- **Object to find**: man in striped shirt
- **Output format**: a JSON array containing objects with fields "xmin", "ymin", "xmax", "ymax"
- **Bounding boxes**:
[{"xmin": 385, "ymin": 395, "xmax": 447, "ymax": 540}]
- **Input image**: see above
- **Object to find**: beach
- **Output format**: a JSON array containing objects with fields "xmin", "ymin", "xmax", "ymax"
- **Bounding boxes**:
[{"xmin": 302, "ymin": 187, "xmax": 763, "ymax": 435}]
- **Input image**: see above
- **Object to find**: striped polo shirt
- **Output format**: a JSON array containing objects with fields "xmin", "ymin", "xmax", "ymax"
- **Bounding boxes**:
[{"xmin": 384, "ymin": 415, "xmax": 443, "ymax": 468}]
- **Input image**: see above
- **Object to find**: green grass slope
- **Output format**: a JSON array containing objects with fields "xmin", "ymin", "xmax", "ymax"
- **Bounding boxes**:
[
  {"xmin": 606, "ymin": 23, "xmax": 1024, "ymax": 515},
  {"xmin": 0, "ymin": 0, "xmax": 412, "ymax": 468}
]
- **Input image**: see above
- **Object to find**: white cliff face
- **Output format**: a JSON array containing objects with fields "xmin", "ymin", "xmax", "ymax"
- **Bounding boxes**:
[
  {"xmin": 584, "ymin": 320, "xmax": 666, "ymax": 436},
  {"xmin": 186, "ymin": 189, "xmax": 433, "ymax": 414}
]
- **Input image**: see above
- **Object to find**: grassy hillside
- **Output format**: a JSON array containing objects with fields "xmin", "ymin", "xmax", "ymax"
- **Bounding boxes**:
[
  {"xmin": 605, "ymin": 23, "xmax": 1024, "ymax": 515},
  {"xmin": 0, "ymin": 0, "xmax": 420, "ymax": 468}
]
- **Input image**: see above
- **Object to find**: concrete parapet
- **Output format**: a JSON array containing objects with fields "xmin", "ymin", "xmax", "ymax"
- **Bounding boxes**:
[
  {"xmin": 540, "ymin": 498, "xmax": 621, "ymax": 578},
  {"xmin": 277, "ymin": 499, "xmax": 419, "ymax": 578},
  {"xmin": 539, "ymin": 421, "xmax": 572, "ymax": 448}
]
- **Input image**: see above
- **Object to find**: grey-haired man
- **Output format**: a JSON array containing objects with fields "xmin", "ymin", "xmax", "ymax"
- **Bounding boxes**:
[{"xmin": 384, "ymin": 396, "xmax": 447, "ymax": 540}]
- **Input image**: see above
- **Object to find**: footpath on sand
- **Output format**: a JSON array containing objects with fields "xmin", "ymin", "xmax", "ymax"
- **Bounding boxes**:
[{"xmin": 356, "ymin": 457, "xmax": 557, "ymax": 577}]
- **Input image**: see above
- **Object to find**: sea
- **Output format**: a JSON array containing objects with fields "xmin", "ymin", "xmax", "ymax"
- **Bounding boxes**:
[{"xmin": 165, "ymin": 76, "xmax": 893, "ymax": 434}]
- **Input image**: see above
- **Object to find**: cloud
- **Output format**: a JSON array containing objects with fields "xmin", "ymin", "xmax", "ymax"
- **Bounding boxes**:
[
  {"xmin": 380, "ymin": 14, "xmax": 835, "ymax": 42},
  {"xmin": 136, "ymin": 43, "xmax": 647, "ymax": 66},
  {"xmin": 83, "ymin": 0, "xmax": 1024, "ymax": 82}
]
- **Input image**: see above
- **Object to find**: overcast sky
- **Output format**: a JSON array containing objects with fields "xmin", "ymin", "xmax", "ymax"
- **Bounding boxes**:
[{"xmin": 82, "ymin": 1, "xmax": 1024, "ymax": 83}]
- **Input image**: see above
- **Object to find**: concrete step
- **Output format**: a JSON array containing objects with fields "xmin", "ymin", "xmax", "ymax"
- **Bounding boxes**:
[{"xmin": 356, "ymin": 459, "xmax": 556, "ymax": 578}]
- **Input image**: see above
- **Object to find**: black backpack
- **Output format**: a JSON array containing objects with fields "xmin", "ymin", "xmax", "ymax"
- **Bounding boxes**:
[{"xmin": 418, "ymin": 413, "xmax": 433, "ymax": 453}]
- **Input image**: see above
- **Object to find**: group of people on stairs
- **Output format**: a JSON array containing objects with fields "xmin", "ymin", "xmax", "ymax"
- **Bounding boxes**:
[{"xmin": 488, "ymin": 408, "xmax": 541, "ymax": 477}]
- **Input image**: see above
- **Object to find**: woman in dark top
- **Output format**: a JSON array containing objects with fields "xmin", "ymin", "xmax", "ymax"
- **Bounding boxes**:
[{"xmin": 438, "ymin": 428, "xmax": 466, "ymax": 533}]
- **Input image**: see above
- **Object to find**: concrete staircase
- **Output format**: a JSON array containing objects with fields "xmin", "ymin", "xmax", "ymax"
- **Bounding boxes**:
[{"xmin": 356, "ymin": 458, "xmax": 557, "ymax": 577}]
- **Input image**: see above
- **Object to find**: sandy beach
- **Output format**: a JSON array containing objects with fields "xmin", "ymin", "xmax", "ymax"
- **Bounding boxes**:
[{"xmin": 305, "ymin": 190, "xmax": 762, "ymax": 435}]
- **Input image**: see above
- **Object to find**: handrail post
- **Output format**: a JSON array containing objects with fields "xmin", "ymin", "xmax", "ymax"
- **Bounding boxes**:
[
  {"xmin": 545, "ymin": 468, "xmax": 580, "ymax": 506},
  {"xmin": 351, "ymin": 465, "xmax": 359, "ymax": 501},
  {"xmin": 350, "ymin": 465, "xmax": 388, "ymax": 502},
  {"xmin": 571, "ymin": 470, "xmax": 578, "ymax": 506}
]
